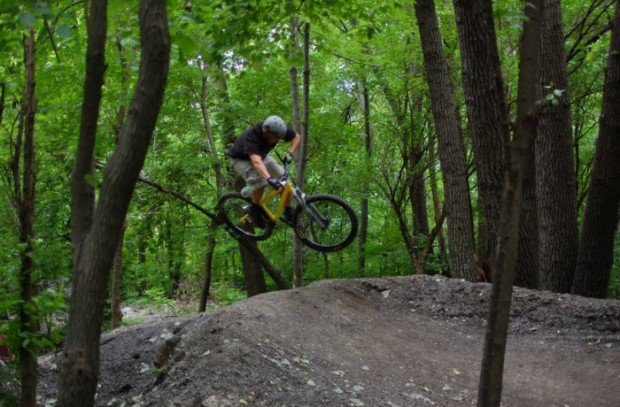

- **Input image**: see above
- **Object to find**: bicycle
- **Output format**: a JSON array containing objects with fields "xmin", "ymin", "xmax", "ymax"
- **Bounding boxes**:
[{"xmin": 217, "ymin": 156, "xmax": 358, "ymax": 252}]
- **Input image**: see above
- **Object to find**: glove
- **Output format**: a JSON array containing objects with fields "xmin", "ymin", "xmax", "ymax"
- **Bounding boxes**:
[
  {"xmin": 267, "ymin": 177, "xmax": 284, "ymax": 189},
  {"xmin": 283, "ymin": 152, "xmax": 294, "ymax": 165}
]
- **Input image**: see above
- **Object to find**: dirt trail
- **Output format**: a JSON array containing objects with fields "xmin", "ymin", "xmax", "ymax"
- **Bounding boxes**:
[{"xmin": 37, "ymin": 275, "xmax": 619, "ymax": 406}]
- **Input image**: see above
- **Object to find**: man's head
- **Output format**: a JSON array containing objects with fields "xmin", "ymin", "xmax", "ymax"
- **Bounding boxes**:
[{"xmin": 262, "ymin": 115, "xmax": 287, "ymax": 139}]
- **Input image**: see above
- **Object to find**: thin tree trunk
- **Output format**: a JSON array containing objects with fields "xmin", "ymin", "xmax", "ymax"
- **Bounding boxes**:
[
  {"xmin": 477, "ymin": 109, "xmax": 537, "ymax": 407},
  {"xmin": 57, "ymin": 2, "xmax": 170, "ymax": 404},
  {"xmin": 110, "ymin": 30, "xmax": 130, "ymax": 327},
  {"xmin": 414, "ymin": 0, "xmax": 476, "ymax": 281},
  {"xmin": 572, "ymin": 1, "xmax": 620, "ymax": 298},
  {"xmin": 199, "ymin": 219, "xmax": 217, "ymax": 312},
  {"xmin": 514, "ymin": 0, "xmax": 542, "ymax": 289},
  {"xmin": 414, "ymin": 208, "xmax": 447, "ymax": 274},
  {"xmin": 290, "ymin": 14, "xmax": 305, "ymax": 287},
  {"xmin": 536, "ymin": 0, "xmax": 579, "ymax": 293},
  {"xmin": 412, "ymin": 171, "xmax": 429, "ymax": 238},
  {"xmin": 18, "ymin": 27, "xmax": 37, "ymax": 407},
  {"xmin": 198, "ymin": 60, "xmax": 223, "ymax": 309},
  {"xmin": 0, "ymin": 82, "xmax": 5, "ymax": 124},
  {"xmin": 70, "ymin": 0, "xmax": 108, "ymax": 262},
  {"xmin": 453, "ymin": 0, "xmax": 509, "ymax": 273},
  {"xmin": 293, "ymin": 22, "xmax": 311, "ymax": 287},
  {"xmin": 111, "ymin": 225, "xmax": 125, "ymax": 328},
  {"xmin": 428, "ymin": 136, "xmax": 447, "ymax": 261},
  {"xmin": 358, "ymin": 79, "xmax": 372, "ymax": 275}
]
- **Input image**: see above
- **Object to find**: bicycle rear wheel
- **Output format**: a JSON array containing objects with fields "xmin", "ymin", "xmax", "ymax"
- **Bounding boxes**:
[
  {"xmin": 218, "ymin": 193, "xmax": 274, "ymax": 241},
  {"xmin": 293, "ymin": 194, "xmax": 358, "ymax": 252}
]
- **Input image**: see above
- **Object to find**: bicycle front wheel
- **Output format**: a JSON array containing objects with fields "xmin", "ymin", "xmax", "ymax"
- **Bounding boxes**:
[
  {"xmin": 218, "ymin": 193, "xmax": 274, "ymax": 241},
  {"xmin": 293, "ymin": 194, "xmax": 358, "ymax": 252}
]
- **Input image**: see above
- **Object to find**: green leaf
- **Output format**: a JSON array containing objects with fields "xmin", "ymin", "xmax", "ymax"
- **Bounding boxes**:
[{"xmin": 173, "ymin": 32, "xmax": 198, "ymax": 59}]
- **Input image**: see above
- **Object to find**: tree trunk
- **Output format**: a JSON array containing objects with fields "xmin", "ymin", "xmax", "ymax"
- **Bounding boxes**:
[
  {"xmin": 477, "ymin": 107, "xmax": 537, "ymax": 407},
  {"xmin": 111, "ymin": 225, "xmax": 125, "ymax": 328},
  {"xmin": 414, "ymin": 0, "xmax": 476, "ymax": 281},
  {"xmin": 241, "ymin": 240, "xmax": 267, "ymax": 296},
  {"xmin": 358, "ymin": 79, "xmax": 372, "ymax": 275},
  {"xmin": 57, "ymin": 1, "xmax": 170, "ymax": 405},
  {"xmin": 514, "ymin": 0, "xmax": 542, "ymax": 289},
  {"xmin": 572, "ymin": 1, "xmax": 620, "ymax": 298},
  {"xmin": 412, "ymin": 171, "xmax": 429, "ymax": 238},
  {"xmin": 199, "ymin": 220, "xmax": 217, "ymax": 312},
  {"xmin": 165, "ymin": 216, "xmax": 183, "ymax": 297},
  {"xmin": 290, "ymin": 15, "xmax": 305, "ymax": 287},
  {"xmin": 428, "ymin": 136, "xmax": 447, "ymax": 261},
  {"xmin": 198, "ymin": 60, "xmax": 223, "ymax": 310},
  {"xmin": 18, "ymin": 27, "xmax": 37, "ymax": 407},
  {"xmin": 293, "ymin": 22, "xmax": 311, "ymax": 287},
  {"xmin": 536, "ymin": 0, "xmax": 579, "ymax": 293},
  {"xmin": 453, "ymin": 0, "xmax": 509, "ymax": 273},
  {"xmin": 414, "ymin": 208, "xmax": 447, "ymax": 274},
  {"xmin": 110, "ymin": 32, "xmax": 130, "ymax": 327},
  {"xmin": 70, "ymin": 0, "xmax": 108, "ymax": 262}
]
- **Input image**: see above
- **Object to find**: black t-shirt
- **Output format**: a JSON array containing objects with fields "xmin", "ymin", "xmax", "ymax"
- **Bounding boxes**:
[{"xmin": 227, "ymin": 122, "xmax": 296, "ymax": 159}]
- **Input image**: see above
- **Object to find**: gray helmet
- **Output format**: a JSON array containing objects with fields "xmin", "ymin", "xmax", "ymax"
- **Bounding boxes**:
[{"xmin": 262, "ymin": 115, "xmax": 287, "ymax": 139}]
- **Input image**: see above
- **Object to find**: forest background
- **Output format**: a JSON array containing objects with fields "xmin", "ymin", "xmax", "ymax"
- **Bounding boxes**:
[{"xmin": 0, "ymin": 0, "xmax": 618, "ymax": 398}]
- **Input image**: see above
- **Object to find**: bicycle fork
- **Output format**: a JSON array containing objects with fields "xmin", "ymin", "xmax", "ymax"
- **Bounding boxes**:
[{"xmin": 292, "ymin": 187, "xmax": 330, "ymax": 229}]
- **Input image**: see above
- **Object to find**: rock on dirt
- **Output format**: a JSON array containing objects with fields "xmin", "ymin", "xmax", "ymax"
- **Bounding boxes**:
[{"xmin": 36, "ymin": 275, "xmax": 619, "ymax": 406}]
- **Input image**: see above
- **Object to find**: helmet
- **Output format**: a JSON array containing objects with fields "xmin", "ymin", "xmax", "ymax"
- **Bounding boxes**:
[{"xmin": 262, "ymin": 115, "xmax": 287, "ymax": 139}]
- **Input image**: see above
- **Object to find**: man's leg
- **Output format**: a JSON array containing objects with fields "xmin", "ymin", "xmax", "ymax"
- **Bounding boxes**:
[
  {"xmin": 251, "ymin": 186, "xmax": 265, "ymax": 204},
  {"xmin": 230, "ymin": 158, "xmax": 267, "ymax": 227}
]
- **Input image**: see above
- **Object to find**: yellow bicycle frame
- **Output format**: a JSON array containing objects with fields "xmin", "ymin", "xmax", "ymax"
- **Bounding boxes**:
[
  {"xmin": 239, "ymin": 182, "xmax": 294, "ymax": 225},
  {"xmin": 258, "ymin": 182, "xmax": 294, "ymax": 223}
]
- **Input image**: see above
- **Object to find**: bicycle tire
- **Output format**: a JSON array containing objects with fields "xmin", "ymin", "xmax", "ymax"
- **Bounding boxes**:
[
  {"xmin": 218, "ymin": 192, "xmax": 274, "ymax": 241},
  {"xmin": 293, "ymin": 194, "xmax": 358, "ymax": 252}
]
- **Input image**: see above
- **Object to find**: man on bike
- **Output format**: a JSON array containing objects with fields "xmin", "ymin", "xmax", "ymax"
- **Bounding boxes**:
[{"xmin": 227, "ymin": 115, "xmax": 301, "ymax": 227}]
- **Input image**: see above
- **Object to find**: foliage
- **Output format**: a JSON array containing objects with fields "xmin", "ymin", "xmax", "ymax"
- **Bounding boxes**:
[{"xmin": 0, "ymin": 0, "xmax": 616, "ymax": 373}]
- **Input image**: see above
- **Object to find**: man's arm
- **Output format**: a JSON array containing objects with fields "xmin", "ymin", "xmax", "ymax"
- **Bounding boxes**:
[
  {"xmin": 249, "ymin": 154, "xmax": 272, "ymax": 180},
  {"xmin": 289, "ymin": 133, "xmax": 301, "ymax": 155}
]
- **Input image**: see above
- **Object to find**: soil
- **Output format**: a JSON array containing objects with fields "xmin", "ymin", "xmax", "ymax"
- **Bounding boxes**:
[{"xmin": 35, "ymin": 275, "xmax": 620, "ymax": 406}]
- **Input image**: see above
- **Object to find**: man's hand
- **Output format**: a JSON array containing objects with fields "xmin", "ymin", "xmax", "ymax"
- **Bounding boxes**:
[
  {"xmin": 283, "ymin": 152, "xmax": 294, "ymax": 164},
  {"xmin": 267, "ymin": 177, "xmax": 284, "ymax": 189}
]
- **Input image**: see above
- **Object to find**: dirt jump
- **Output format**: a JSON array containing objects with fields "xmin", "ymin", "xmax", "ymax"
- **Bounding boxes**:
[{"xmin": 37, "ymin": 275, "xmax": 619, "ymax": 406}]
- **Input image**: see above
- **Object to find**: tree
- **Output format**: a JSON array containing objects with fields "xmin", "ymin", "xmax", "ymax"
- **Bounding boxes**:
[
  {"xmin": 536, "ymin": 0, "xmax": 579, "ymax": 293},
  {"xmin": 453, "ymin": 0, "xmax": 509, "ymax": 273},
  {"xmin": 514, "ymin": 0, "xmax": 542, "ymax": 289},
  {"xmin": 110, "ymin": 27, "xmax": 132, "ymax": 328},
  {"xmin": 414, "ymin": 0, "xmax": 476, "ymax": 281},
  {"xmin": 572, "ymin": 1, "xmax": 620, "ymax": 298},
  {"xmin": 57, "ymin": 0, "xmax": 171, "ymax": 404},
  {"xmin": 15, "ymin": 26, "xmax": 38, "ymax": 407},
  {"xmin": 198, "ymin": 57, "xmax": 225, "ymax": 312},
  {"xmin": 358, "ymin": 77, "xmax": 372, "ymax": 274},
  {"xmin": 477, "ymin": 98, "xmax": 538, "ymax": 407}
]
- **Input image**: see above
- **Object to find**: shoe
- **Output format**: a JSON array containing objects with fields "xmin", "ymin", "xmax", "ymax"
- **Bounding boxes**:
[
  {"xmin": 248, "ymin": 204, "xmax": 266, "ymax": 229},
  {"xmin": 281, "ymin": 206, "xmax": 294, "ymax": 226}
]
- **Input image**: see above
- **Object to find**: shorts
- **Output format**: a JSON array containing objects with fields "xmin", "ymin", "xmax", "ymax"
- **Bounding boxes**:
[{"xmin": 229, "ymin": 155, "xmax": 284, "ymax": 193}]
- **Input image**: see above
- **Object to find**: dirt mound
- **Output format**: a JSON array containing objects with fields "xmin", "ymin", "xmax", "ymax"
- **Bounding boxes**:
[{"xmin": 37, "ymin": 275, "xmax": 619, "ymax": 406}]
